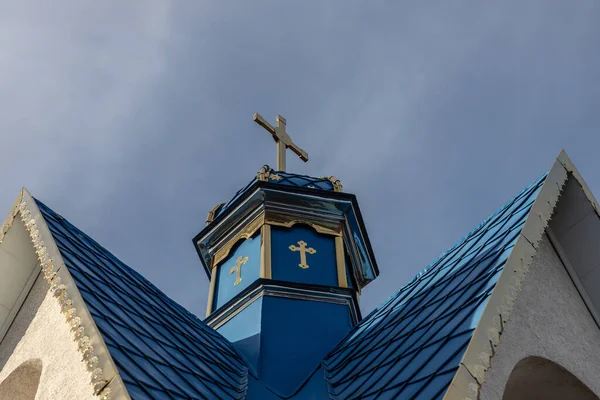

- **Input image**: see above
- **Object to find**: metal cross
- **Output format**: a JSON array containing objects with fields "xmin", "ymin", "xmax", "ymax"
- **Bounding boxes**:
[
  {"xmin": 253, "ymin": 113, "xmax": 309, "ymax": 171},
  {"xmin": 289, "ymin": 240, "xmax": 317, "ymax": 269},
  {"xmin": 229, "ymin": 256, "xmax": 249, "ymax": 286}
]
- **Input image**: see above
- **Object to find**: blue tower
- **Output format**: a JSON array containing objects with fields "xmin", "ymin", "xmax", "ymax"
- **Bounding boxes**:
[{"xmin": 193, "ymin": 114, "xmax": 378, "ymax": 396}]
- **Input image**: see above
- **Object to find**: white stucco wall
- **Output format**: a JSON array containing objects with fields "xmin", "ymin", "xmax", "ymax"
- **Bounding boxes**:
[
  {"xmin": 0, "ymin": 274, "xmax": 96, "ymax": 400},
  {"xmin": 480, "ymin": 234, "xmax": 600, "ymax": 398}
]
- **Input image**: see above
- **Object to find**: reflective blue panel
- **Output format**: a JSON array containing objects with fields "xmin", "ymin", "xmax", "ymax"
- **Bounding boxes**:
[
  {"xmin": 214, "ymin": 235, "xmax": 262, "ymax": 310},
  {"xmin": 218, "ymin": 298, "xmax": 263, "ymax": 374},
  {"xmin": 321, "ymin": 173, "xmax": 547, "ymax": 400},
  {"xmin": 271, "ymin": 226, "xmax": 338, "ymax": 287},
  {"xmin": 35, "ymin": 199, "xmax": 249, "ymax": 400}
]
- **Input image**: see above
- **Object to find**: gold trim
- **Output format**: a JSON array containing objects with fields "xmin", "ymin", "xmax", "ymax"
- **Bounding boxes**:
[
  {"xmin": 17, "ymin": 192, "xmax": 117, "ymax": 399},
  {"xmin": 229, "ymin": 256, "xmax": 249, "ymax": 286},
  {"xmin": 319, "ymin": 176, "xmax": 343, "ymax": 192},
  {"xmin": 260, "ymin": 225, "xmax": 272, "ymax": 279},
  {"xmin": 267, "ymin": 218, "xmax": 341, "ymax": 237},
  {"xmin": 257, "ymin": 166, "xmax": 285, "ymax": 182},
  {"xmin": 257, "ymin": 165, "xmax": 271, "ymax": 182},
  {"xmin": 335, "ymin": 236, "xmax": 348, "ymax": 288},
  {"xmin": 205, "ymin": 203, "xmax": 224, "ymax": 226},
  {"xmin": 206, "ymin": 266, "xmax": 218, "ymax": 317},
  {"xmin": 213, "ymin": 214, "xmax": 265, "ymax": 267},
  {"xmin": 289, "ymin": 240, "xmax": 317, "ymax": 269}
]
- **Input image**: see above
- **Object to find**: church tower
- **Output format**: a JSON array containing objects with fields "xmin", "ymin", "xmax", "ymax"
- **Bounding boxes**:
[{"xmin": 193, "ymin": 113, "xmax": 378, "ymax": 395}]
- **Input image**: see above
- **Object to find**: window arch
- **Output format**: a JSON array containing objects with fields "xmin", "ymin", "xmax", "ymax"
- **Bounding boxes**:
[
  {"xmin": 0, "ymin": 359, "xmax": 43, "ymax": 400},
  {"xmin": 503, "ymin": 356, "xmax": 598, "ymax": 400}
]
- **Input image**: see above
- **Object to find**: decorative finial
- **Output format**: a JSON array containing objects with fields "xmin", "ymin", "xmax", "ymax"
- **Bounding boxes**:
[{"xmin": 253, "ymin": 113, "xmax": 308, "ymax": 172}]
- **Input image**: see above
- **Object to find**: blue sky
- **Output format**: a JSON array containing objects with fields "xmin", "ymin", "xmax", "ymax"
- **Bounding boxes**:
[{"xmin": 1, "ymin": 1, "xmax": 599, "ymax": 315}]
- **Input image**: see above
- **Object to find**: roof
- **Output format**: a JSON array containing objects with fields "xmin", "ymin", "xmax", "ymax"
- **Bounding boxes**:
[
  {"xmin": 9, "ymin": 157, "xmax": 569, "ymax": 400},
  {"xmin": 35, "ymin": 199, "xmax": 248, "ymax": 400},
  {"xmin": 321, "ymin": 173, "xmax": 547, "ymax": 399},
  {"xmin": 214, "ymin": 166, "xmax": 339, "ymax": 220}
]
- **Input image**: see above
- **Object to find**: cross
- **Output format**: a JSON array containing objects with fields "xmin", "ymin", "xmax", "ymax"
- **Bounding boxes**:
[
  {"xmin": 229, "ymin": 256, "xmax": 249, "ymax": 286},
  {"xmin": 288, "ymin": 240, "xmax": 317, "ymax": 269},
  {"xmin": 253, "ymin": 113, "xmax": 309, "ymax": 172}
]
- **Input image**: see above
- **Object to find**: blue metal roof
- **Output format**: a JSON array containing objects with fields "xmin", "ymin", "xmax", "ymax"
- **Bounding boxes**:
[
  {"xmin": 214, "ymin": 166, "xmax": 337, "ymax": 220},
  {"xmin": 30, "ymin": 170, "xmax": 547, "ymax": 400},
  {"xmin": 320, "ymin": 173, "xmax": 547, "ymax": 400},
  {"xmin": 35, "ymin": 199, "xmax": 248, "ymax": 400}
]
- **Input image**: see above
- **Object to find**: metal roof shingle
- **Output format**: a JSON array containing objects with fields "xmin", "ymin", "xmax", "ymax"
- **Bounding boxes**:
[
  {"xmin": 35, "ymin": 199, "xmax": 249, "ymax": 400},
  {"xmin": 321, "ymin": 173, "xmax": 547, "ymax": 400}
]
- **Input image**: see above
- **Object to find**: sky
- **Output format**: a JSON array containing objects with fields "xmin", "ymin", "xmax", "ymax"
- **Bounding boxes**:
[{"xmin": 1, "ymin": 1, "xmax": 599, "ymax": 316}]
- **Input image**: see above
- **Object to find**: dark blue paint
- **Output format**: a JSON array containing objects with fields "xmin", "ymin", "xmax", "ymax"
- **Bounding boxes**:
[
  {"xmin": 271, "ymin": 225, "xmax": 338, "ymax": 287},
  {"xmin": 259, "ymin": 297, "xmax": 354, "ymax": 397}
]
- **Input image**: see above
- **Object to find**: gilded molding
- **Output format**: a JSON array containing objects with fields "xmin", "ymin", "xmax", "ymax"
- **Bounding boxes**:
[
  {"xmin": 257, "ymin": 165, "xmax": 271, "ymax": 182},
  {"xmin": 267, "ymin": 218, "xmax": 342, "ymax": 237},
  {"xmin": 335, "ymin": 236, "xmax": 348, "ymax": 288},
  {"xmin": 14, "ymin": 192, "xmax": 116, "ymax": 400},
  {"xmin": 205, "ymin": 203, "xmax": 224, "ymax": 226},
  {"xmin": 208, "ymin": 210, "xmax": 341, "ymax": 275},
  {"xmin": 213, "ymin": 214, "xmax": 265, "ymax": 268},
  {"xmin": 256, "ymin": 166, "xmax": 282, "ymax": 182},
  {"xmin": 319, "ymin": 176, "xmax": 343, "ymax": 192},
  {"xmin": 260, "ymin": 225, "xmax": 272, "ymax": 279}
]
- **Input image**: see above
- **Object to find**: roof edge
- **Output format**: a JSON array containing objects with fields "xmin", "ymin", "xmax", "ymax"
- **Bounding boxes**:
[
  {"xmin": 14, "ymin": 189, "xmax": 130, "ymax": 400},
  {"xmin": 556, "ymin": 149, "xmax": 600, "ymax": 215},
  {"xmin": 443, "ymin": 150, "xmax": 590, "ymax": 400},
  {"xmin": 0, "ymin": 188, "xmax": 24, "ymax": 245}
]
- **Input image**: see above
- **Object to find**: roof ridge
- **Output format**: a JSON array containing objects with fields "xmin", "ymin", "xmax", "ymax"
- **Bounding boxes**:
[
  {"xmin": 34, "ymin": 197, "xmax": 250, "ymax": 399},
  {"xmin": 34, "ymin": 199, "xmax": 225, "ymax": 333},
  {"xmin": 320, "ymin": 170, "xmax": 548, "ymax": 399},
  {"xmin": 365, "ymin": 171, "xmax": 547, "ymax": 321}
]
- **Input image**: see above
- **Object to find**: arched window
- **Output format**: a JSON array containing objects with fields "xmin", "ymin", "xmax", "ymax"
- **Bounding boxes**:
[
  {"xmin": 0, "ymin": 359, "xmax": 43, "ymax": 400},
  {"xmin": 503, "ymin": 356, "xmax": 598, "ymax": 400}
]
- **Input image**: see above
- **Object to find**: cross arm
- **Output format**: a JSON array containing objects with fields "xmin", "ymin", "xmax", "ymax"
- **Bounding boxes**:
[
  {"xmin": 253, "ymin": 112, "xmax": 309, "ymax": 165},
  {"xmin": 253, "ymin": 113, "xmax": 276, "ymax": 137},
  {"xmin": 288, "ymin": 142, "xmax": 309, "ymax": 162}
]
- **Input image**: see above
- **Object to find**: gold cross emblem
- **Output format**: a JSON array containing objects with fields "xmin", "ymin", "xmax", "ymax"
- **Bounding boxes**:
[
  {"xmin": 253, "ymin": 113, "xmax": 309, "ymax": 172},
  {"xmin": 289, "ymin": 240, "xmax": 317, "ymax": 269},
  {"xmin": 229, "ymin": 256, "xmax": 249, "ymax": 286}
]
